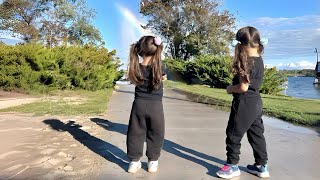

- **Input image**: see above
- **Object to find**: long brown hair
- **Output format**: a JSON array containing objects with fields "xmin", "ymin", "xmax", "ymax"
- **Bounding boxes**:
[
  {"xmin": 128, "ymin": 36, "xmax": 163, "ymax": 89},
  {"xmin": 233, "ymin": 26, "xmax": 264, "ymax": 83}
]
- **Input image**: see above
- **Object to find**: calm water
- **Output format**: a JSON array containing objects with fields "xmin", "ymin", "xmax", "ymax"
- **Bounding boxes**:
[{"xmin": 284, "ymin": 76, "xmax": 320, "ymax": 99}]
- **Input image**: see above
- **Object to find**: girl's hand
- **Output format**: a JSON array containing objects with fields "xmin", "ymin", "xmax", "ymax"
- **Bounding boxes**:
[{"xmin": 226, "ymin": 86, "xmax": 233, "ymax": 94}]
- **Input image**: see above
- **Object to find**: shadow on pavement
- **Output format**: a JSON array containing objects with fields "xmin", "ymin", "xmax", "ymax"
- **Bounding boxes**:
[
  {"xmin": 90, "ymin": 118, "xmax": 247, "ymax": 176},
  {"xmin": 43, "ymin": 119, "xmax": 129, "ymax": 172}
]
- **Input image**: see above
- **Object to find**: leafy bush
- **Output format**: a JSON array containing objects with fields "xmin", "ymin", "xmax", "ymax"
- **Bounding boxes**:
[
  {"xmin": 164, "ymin": 55, "xmax": 233, "ymax": 88},
  {"xmin": 165, "ymin": 55, "xmax": 288, "ymax": 95},
  {"xmin": 0, "ymin": 43, "xmax": 123, "ymax": 92},
  {"xmin": 260, "ymin": 67, "xmax": 288, "ymax": 95},
  {"xmin": 163, "ymin": 58, "xmax": 188, "ymax": 82},
  {"xmin": 191, "ymin": 55, "xmax": 233, "ymax": 88}
]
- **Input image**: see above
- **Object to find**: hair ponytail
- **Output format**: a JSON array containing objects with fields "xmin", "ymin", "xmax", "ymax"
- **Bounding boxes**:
[
  {"xmin": 128, "ymin": 43, "xmax": 143, "ymax": 85},
  {"xmin": 151, "ymin": 43, "xmax": 163, "ymax": 89},
  {"xmin": 233, "ymin": 43, "xmax": 250, "ymax": 83}
]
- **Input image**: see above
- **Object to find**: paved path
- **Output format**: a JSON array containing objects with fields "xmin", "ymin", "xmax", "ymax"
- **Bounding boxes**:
[{"xmin": 96, "ymin": 84, "xmax": 320, "ymax": 180}]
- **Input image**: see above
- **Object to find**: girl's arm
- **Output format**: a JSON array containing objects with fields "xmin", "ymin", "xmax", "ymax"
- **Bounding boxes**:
[{"xmin": 226, "ymin": 76, "xmax": 249, "ymax": 94}]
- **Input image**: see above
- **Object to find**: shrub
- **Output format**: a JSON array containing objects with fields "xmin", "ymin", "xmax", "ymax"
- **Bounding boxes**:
[
  {"xmin": 164, "ymin": 55, "xmax": 288, "ymax": 95},
  {"xmin": 0, "ymin": 43, "xmax": 123, "ymax": 92},
  {"xmin": 164, "ymin": 55, "xmax": 233, "ymax": 88},
  {"xmin": 191, "ymin": 55, "xmax": 233, "ymax": 88},
  {"xmin": 260, "ymin": 67, "xmax": 287, "ymax": 95}
]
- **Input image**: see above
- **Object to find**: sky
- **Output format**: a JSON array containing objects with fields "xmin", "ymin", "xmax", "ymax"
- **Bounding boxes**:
[{"xmin": 1, "ymin": 0, "xmax": 320, "ymax": 70}]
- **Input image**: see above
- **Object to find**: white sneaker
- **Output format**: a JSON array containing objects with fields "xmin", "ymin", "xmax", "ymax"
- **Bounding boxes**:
[
  {"xmin": 128, "ymin": 161, "xmax": 141, "ymax": 173},
  {"xmin": 147, "ymin": 160, "xmax": 158, "ymax": 173}
]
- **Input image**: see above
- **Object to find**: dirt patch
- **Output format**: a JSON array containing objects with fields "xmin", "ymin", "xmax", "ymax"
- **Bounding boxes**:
[
  {"xmin": 0, "ymin": 113, "xmax": 125, "ymax": 179},
  {"xmin": 0, "ymin": 91, "xmax": 40, "ymax": 110},
  {"xmin": 44, "ymin": 96, "xmax": 87, "ymax": 105},
  {"xmin": 0, "ymin": 91, "xmax": 32, "ymax": 99},
  {"xmin": 0, "ymin": 94, "xmax": 87, "ymax": 110},
  {"xmin": 0, "ymin": 98, "xmax": 40, "ymax": 110}
]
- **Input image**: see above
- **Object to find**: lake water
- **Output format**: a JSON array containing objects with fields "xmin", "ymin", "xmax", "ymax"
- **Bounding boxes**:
[
  {"xmin": 284, "ymin": 76, "xmax": 320, "ymax": 99},
  {"xmin": 118, "ymin": 77, "xmax": 320, "ymax": 99}
]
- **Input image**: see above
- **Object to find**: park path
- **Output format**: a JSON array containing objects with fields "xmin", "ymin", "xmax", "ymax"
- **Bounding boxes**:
[
  {"xmin": 97, "ymin": 84, "xmax": 320, "ymax": 180},
  {"xmin": 0, "ymin": 84, "xmax": 319, "ymax": 179}
]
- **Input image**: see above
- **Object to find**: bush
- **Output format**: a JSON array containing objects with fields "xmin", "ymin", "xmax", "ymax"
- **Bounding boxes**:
[
  {"xmin": 165, "ymin": 55, "xmax": 288, "ymax": 95},
  {"xmin": 191, "ymin": 55, "xmax": 233, "ymax": 88},
  {"xmin": 164, "ymin": 55, "xmax": 233, "ymax": 88},
  {"xmin": 260, "ymin": 67, "xmax": 287, "ymax": 95},
  {"xmin": 163, "ymin": 58, "xmax": 188, "ymax": 82},
  {"xmin": 0, "ymin": 43, "xmax": 123, "ymax": 92}
]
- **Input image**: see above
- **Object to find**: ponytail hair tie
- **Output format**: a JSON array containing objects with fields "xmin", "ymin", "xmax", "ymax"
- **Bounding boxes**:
[
  {"xmin": 260, "ymin": 38, "xmax": 268, "ymax": 46},
  {"xmin": 154, "ymin": 36, "xmax": 162, "ymax": 46},
  {"xmin": 231, "ymin": 39, "xmax": 240, "ymax": 47}
]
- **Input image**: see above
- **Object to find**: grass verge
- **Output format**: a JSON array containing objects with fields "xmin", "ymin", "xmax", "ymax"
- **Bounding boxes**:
[
  {"xmin": 0, "ymin": 89, "xmax": 113, "ymax": 116},
  {"xmin": 165, "ymin": 80, "xmax": 320, "ymax": 127}
]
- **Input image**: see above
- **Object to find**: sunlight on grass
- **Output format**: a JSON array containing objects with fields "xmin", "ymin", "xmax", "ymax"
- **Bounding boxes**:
[
  {"xmin": 0, "ymin": 89, "xmax": 114, "ymax": 116},
  {"xmin": 165, "ymin": 80, "xmax": 320, "ymax": 126}
]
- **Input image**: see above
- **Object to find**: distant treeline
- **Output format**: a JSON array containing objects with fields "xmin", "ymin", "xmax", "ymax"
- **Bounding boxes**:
[{"xmin": 279, "ymin": 69, "xmax": 315, "ymax": 77}]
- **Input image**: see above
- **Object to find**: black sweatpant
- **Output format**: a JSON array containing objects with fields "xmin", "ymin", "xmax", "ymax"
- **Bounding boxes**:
[
  {"xmin": 126, "ymin": 99, "xmax": 165, "ymax": 161},
  {"xmin": 226, "ymin": 96, "xmax": 268, "ymax": 165}
]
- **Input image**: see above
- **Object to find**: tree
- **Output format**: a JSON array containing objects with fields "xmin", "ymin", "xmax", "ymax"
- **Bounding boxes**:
[
  {"xmin": 0, "ymin": 0, "xmax": 103, "ymax": 46},
  {"xmin": 39, "ymin": 0, "xmax": 103, "ymax": 47},
  {"xmin": 0, "ymin": 0, "xmax": 49, "ymax": 42},
  {"xmin": 66, "ymin": 0, "xmax": 103, "ymax": 46},
  {"xmin": 39, "ymin": 0, "xmax": 73, "ymax": 47},
  {"xmin": 140, "ymin": 0, "xmax": 235, "ymax": 60}
]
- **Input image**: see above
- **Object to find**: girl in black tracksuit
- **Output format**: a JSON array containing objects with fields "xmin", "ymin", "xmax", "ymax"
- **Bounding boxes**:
[
  {"xmin": 126, "ymin": 36, "xmax": 166, "ymax": 174},
  {"xmin": 217, "ymin": 27, "xmax": 270, "ymax": 179}
]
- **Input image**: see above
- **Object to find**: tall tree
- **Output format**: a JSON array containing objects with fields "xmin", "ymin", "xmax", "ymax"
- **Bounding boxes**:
[
  {"xmin": 0, "ymin": 0, "xmax": 103, "ymax": 46},
  {"xmin": 140, "ymin": 0, "xmax": 235, "ymax": 60},
  {"xmin": 0, "ymin": 0, "xmax": 49, "ymax": 42},
  {"xmin": 40, "ymin": 0, "xmax": 103, "ymax": 47},
  {"xmin": 39, "ymin": 0, "xmax": 73, "ymax": 47},
  {"xmin": 67, "ymin": 0, "xmax": 102, "ymax": 46}
]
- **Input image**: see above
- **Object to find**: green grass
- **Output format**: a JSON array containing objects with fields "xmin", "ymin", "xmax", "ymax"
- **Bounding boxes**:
[
  {"xmin": 0, "ymin": 89, "xmax": 114, "ymax": 116},
  {"xmin": 165, "ymin": 80, "xmax": 320, "ymax": 126}
]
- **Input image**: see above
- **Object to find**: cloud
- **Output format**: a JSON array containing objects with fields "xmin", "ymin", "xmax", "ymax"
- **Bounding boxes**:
[
  {"xmin": 264, "ymin": 63, "xmax": 273, "ymax": 68},
  {"xmin": 243, "ymin": 15, "xmax": 320, "ymax": 30},
  {"xmin": 276, "ymin": 60, "xmax": 316, "ymax": 70},
  {"xmin": 238, "ymin": 15, "xmax": 320, "ymax": 65}
]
